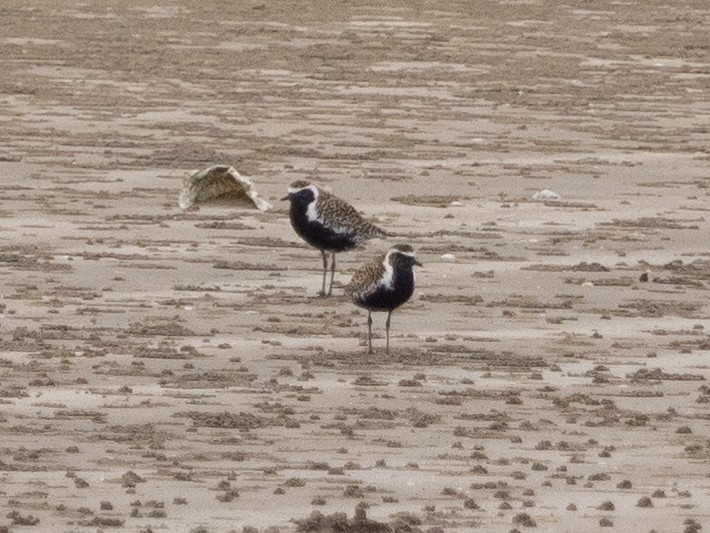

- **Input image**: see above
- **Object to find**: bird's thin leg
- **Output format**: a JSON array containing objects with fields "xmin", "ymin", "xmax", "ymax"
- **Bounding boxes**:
[
  {"xmin": 319, "ymin": 250, "xmax": 328, "ymax": 297},
  {"xmin": 367, "ymin": 311, "xmax": 373, "ymax": 354},
  {"xmin": 328, "ymin": 252, "xmax": 336, "ymax": 296},
  {"xmin": 385, "ymin": 311, "xmax": 392, "ymax": 355}
]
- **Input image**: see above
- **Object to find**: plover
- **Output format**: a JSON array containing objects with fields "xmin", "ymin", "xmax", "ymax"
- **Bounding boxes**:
[
  {"xmin": 282, "ymin": 180, "xmax": 386, "ymax": 296},
  {"xmin": 346, "ymin": 244, "xmax": 422, "ymax": 354}
]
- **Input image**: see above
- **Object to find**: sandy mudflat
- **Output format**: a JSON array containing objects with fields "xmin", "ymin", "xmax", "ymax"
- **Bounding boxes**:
[{"xmin": 1, "ymin": 0, "xmax": 709, "ymax": 532}]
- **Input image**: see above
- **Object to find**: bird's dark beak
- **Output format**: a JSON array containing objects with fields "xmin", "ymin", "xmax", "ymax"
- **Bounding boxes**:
[
  {"xmin": 281, "ymin": 193, "xmax": 291, "ymax": 201},
  {"xmin": 414, "ymin": 258, "xmax": 423, "ymax": 267}
]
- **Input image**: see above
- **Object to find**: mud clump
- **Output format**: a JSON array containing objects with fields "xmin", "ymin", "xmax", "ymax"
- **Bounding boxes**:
[
  {"xmin": 175, "ymin": 411, "xmax": 268, "ymax": 429},
  {"xmin": 8, "ymin": 511, "xmax": 40, "ymax": 526},
  {"xmin": 294, "ymin": 508, "xmax": 420, "ymax": 533},
  {"xmin": 127, "ymin": 319, "xmax": 196, "ymax": 337},
  {"xmin": 628, "ymin": 368, "xmax": 705, "ymax": 382},
  {"xmin": 121, "ymin": 470, "xmax": 146, "ymax": 487}
]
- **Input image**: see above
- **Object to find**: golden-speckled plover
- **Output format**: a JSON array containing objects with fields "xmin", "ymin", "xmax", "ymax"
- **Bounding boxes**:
[
  {"xmin": 346, "ymin": 244, "xmax": 422, "ymax": 354},
  {"xmin": 283, "ymin": 180, "xmax": 386, "ymax": 296}
]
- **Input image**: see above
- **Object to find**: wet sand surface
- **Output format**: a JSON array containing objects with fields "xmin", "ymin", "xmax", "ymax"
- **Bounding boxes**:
[{"xmin": 1, "ymin": 0, "xmax": 709, "ymax": 531}]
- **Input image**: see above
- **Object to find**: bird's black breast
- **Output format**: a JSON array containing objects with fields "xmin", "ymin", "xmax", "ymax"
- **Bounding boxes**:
[
  {"xmin": 289, "ymin": 200, "xmax": 358, "ymax": 252},
  {"xmin": 357, "ymin": 267, "xmax": 415, "ymax": 312}
]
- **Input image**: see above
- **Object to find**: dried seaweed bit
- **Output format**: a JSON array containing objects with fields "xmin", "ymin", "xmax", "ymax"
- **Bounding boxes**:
[{"xmin": 178, "ymin": 165, "xmax": 272, "ymax": 211}]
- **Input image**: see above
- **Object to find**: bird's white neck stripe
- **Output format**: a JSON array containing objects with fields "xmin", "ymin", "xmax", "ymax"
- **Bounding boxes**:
[
  {"xmin": 380, "ymin": 251, "xmax": 395, "ymax": 289},
  {"xmin": 306, "ymin": 200, "xmax": 320, "ymax": 222}
]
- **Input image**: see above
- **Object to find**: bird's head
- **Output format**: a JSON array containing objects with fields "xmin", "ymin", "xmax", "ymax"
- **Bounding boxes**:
[
  {"xmin": 388, "ymin": 244, "xmax": 423, "ymax": 267},
  {"xmin": 281, "ymin": 180, "xmax": 318, "ymax": 203}
]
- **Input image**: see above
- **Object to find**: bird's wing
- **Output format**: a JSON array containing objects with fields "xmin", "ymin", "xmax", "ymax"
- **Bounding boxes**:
[
  {"xmin": 317, "ymin": 191, "xmax": 386, "ymax": 239},
  {"xmin": 346, "ymin": 253, "xmax": 387, "ymax": 299}
]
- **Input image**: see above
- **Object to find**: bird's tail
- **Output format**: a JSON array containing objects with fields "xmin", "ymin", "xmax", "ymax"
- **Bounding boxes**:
[
  {"xmin": 372, "ymin": 225, "xmax": 389, "ymax": 239},
  {"xmin": 361, "ymin": 221, "xmax": 388, "ymax": 239}
]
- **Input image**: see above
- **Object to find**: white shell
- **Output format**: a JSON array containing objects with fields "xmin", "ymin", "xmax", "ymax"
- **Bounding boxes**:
[{"xmin": 532, "ymin": 189, "xmax": 561, "ymax": 201}]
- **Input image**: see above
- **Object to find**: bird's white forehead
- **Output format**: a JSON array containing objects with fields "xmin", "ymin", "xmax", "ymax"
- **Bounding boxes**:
[
  {"xmin": 393, "ymin": 250, "xmax": 416, "ymax": 258},
  {"xmin": 288, "ymin": 184, "xmax": 319, "ymax": 196},
  {"xmin": 385, "ymin": 249, "xmax": 416, "ymax": 265}
]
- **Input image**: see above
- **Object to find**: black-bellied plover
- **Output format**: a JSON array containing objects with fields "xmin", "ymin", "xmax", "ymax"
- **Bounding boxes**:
[
  {"xmin": 346, "ymin": 244, "xmax": 422, "ymax": 354},
  {"xmin": 283, "ymin": 180, "xmax": 386, "ymax": 296}
]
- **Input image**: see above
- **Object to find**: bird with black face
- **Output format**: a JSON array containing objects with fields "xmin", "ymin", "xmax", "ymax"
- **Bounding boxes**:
[
  {"xmin": 346, "ymin": 244, "xmax": 422, "ymax": 354},
  {"xmin": 282, "ymin": 180, "xmax": 386, "ymax": 296}
]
